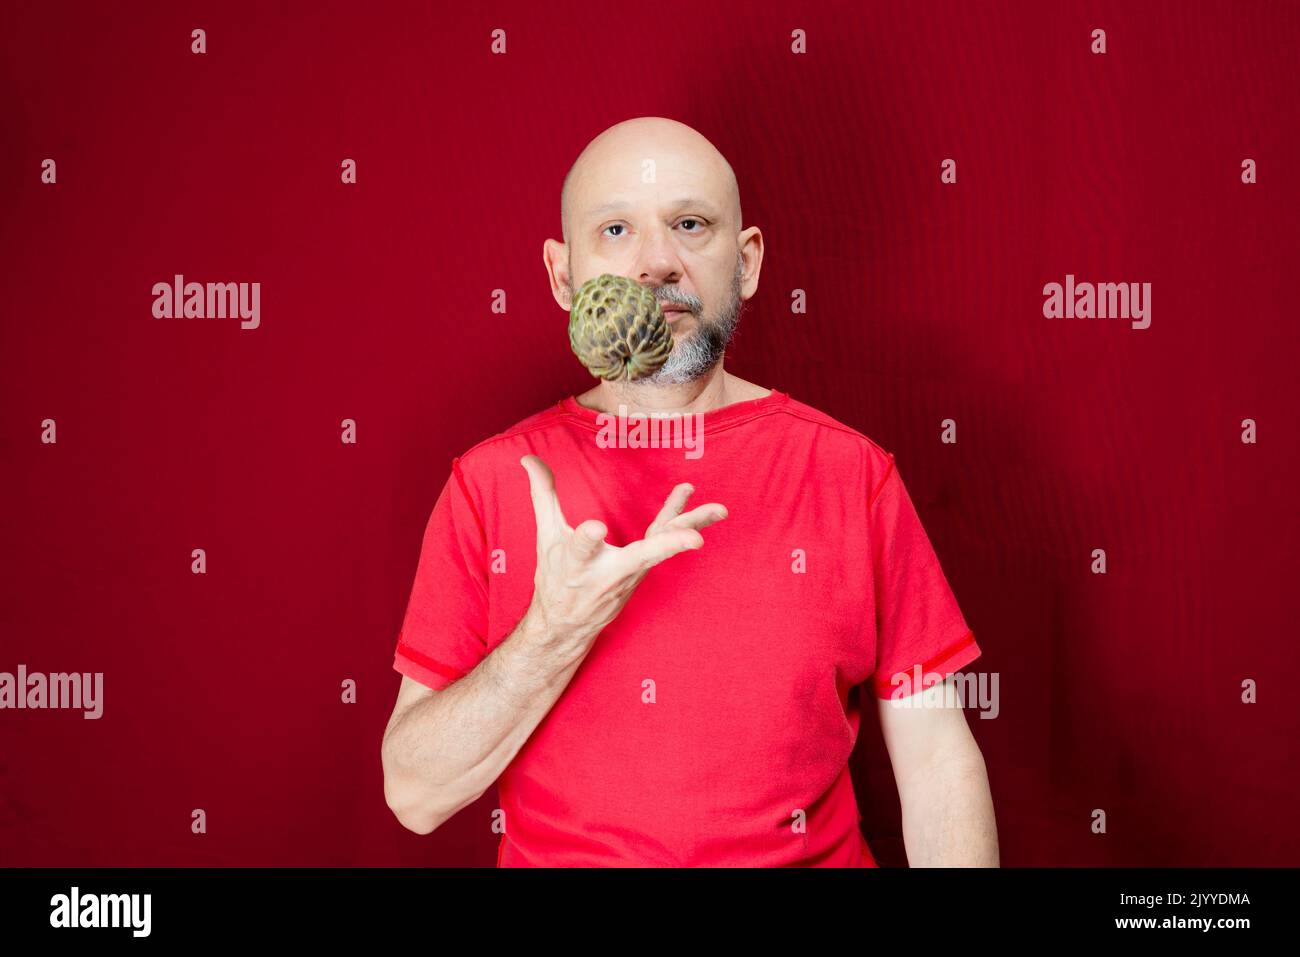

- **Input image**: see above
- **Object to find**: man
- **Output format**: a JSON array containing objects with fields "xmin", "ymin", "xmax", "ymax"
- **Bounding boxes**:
[{"xmin": 382, "ymin": 116, "xmax": 998, "ymax": 867}]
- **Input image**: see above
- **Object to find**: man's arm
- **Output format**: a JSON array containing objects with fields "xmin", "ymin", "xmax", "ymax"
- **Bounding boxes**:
[
  {"xmin": 876, "ymin": 676, "xmax": 999, "ymax": 866},
  {"xmin": 382, "ymin": 609, "xmax": 589, "ymax": 835},
  {"xmin": 381, "ymin": 454, "xmax": 728, "ymax": 835}
]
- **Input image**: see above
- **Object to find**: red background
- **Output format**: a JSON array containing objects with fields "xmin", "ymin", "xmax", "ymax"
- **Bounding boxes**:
[{"xmin": 2, "ymin": 0, "xmax": 1296, "ymax": 866}]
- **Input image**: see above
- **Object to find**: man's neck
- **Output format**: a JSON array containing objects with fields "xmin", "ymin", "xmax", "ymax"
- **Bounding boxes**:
[{"xmin": 574, "ymin": 365, "xmax": 771, "ymax": 416}]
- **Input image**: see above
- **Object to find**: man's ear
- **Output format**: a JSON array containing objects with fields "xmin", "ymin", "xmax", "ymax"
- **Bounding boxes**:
[
  {"xmin": 542, "ymin": 238, "xmax": 573, "ymax": 310},
  {"xmin": 737, "ymin": 226, "xmax": 764, "ymax": 300}
]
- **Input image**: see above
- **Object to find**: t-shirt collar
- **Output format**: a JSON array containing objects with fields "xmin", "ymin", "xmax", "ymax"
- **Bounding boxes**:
[{"xmin": 557, "ymin": 389, "xmax": 789, "ymax": 434}]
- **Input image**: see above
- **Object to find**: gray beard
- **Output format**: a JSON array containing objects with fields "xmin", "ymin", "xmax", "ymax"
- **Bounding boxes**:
[
  {"xmin": 649, "ymin": 256, "xmax": 744, "ymax": 384},
  {"xmin": 645, "ymin": 297, "xmax": 739, "ymax": 383}
]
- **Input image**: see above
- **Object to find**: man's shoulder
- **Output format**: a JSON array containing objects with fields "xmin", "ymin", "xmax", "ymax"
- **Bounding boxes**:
[
  {"xmin": 774, "ymin": 393, "xmax": 896, "ymax": 471},
  {"xmin": 454, "ymin": 398, "xmax": 572, "ymax": 470}
]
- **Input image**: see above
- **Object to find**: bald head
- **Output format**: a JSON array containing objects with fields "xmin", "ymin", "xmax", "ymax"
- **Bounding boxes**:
[{"xmin": 560, "ymin": 117, "xmax": 742, "ymax": 246}]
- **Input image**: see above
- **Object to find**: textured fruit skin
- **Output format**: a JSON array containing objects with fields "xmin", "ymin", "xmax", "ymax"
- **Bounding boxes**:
[{"xmin": 568, "ymin": 274, "xmax": 673, "ymax": 381}]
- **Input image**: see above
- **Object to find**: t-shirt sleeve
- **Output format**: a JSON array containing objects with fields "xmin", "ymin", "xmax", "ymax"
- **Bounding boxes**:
[
  {"xmin": 392, "ymin": 459, "xmax": 491, "ymax": 691},
  {"xmin": 868, "ymin": 454, "xmax": 981, "ymax": 699}
]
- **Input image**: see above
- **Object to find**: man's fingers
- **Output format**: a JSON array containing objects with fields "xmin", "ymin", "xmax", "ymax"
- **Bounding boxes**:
[
  {"xmin": 626, "ymin": 527, "xmax": 706, "ymax": 570},
  {"xmin": 520, "ymin": 455, "xmax": 566, "ymax": 538},
  {"xmin": 666, "ymin": 503, "xmax": 728, "ymax": 532},
  {"xmin": 647, "ymin": 482, "xmax": 695, "ymax": 535},
  {"xmin": 567, "ymin": 519, "xmax": 608, "ymax": 564}
]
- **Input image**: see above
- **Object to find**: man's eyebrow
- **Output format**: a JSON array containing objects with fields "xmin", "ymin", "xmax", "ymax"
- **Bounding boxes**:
[{"xmin": 585, "ymin": 197, "xmax": 723, "ymax": 219}]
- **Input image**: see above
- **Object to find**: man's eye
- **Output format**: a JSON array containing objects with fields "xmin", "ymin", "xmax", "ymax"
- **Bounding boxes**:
[
  {"xmin": 603, "ymin": 224, "xmax": 625, "ymax": 237},
  {"xmin": 678, "ymin": 218, "xmax": 702, "ymax": 231}
]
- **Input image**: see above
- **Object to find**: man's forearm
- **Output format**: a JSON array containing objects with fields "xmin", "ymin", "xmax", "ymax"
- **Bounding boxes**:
[
  {"xmin": 382, "ymin": 610, "xmax": 589, "ymax": 834},
  {"xmin": 897, "ymin": 747, "xmax": 999, "ymax": 866}
]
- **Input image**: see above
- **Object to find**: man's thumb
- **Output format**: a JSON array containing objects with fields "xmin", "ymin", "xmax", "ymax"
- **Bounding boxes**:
[{"xmin": 568, "ymin": 519, "xmax": 608, "ymax": 562}]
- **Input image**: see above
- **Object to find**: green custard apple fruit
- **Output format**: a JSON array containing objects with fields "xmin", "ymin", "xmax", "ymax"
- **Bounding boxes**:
[{"xmin": 567, "ymin": 273, "xmax": 674, "ymax": 381}]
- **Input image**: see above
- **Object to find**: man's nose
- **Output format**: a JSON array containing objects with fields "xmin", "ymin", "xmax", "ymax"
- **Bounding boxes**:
[{"xmin": 631, "ymin": 222, "xmax": 684, "ymax": 286}]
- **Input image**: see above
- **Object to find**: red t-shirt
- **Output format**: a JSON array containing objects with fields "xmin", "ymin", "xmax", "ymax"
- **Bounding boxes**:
[{"xmin": 392, "ymin": 389, "xmax": 981, "ymax": 866}]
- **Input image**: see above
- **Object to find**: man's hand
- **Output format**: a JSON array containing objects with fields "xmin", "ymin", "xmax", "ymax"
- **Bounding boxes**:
[{"xmin": 519, "ymin": 454, "xmax": 727, "ymax": 663}]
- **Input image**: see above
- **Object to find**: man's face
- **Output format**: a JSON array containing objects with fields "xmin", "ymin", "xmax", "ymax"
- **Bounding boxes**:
[
  {"xmin": 565, "ymin": 251, "xmax": 744, "ymax": 384},
  {"xmin": 562, "ymin": 142, "xmax": 749, "ymax": 384}
]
